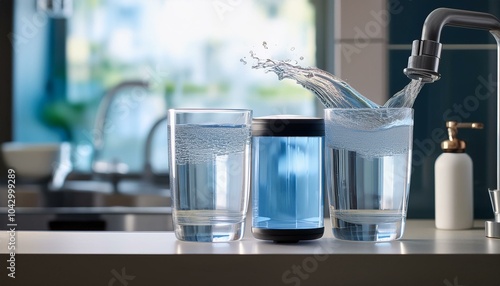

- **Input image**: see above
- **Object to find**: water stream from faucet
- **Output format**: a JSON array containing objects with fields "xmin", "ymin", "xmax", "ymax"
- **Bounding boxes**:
[{"xmin": 248, "ymin": 51, "xmax": 424, "ymax": 109}]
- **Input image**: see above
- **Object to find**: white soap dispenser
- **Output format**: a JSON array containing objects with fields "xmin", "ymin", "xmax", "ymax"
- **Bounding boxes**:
[{"xmin": 435, "ymin": 121, "xmax": 483, "ymax": 230}]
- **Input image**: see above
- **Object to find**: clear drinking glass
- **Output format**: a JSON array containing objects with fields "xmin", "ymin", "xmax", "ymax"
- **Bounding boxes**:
[
  {"xmin": 168, "ymin": 109, "xmax": 252, "ymax": 242},
  {"xmin": 324, "ymin": 108, "xmax": 414, "ymax": 241}
]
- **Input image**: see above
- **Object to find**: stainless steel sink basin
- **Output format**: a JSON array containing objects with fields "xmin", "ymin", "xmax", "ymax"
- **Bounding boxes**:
[
  {"xmin": 49, "ymin": 180, "xmax": 171, "ymax": 208},
  {"xmin": 0, "ymin": 206, "xmax": 173, "ymax": 231},
  {"xmin": 0, "ymin": 178, "xmax": 173, "ymax": 231},
  {"xmin": 1, "ymin": 180, "xmax": 171, "ymax": 208}
]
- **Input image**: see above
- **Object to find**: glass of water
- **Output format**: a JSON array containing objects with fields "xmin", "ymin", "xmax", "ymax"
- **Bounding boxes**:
[
  {"xmin": 168, "ymin": 109, "xmax": 252, "ymax": 242},
  {"xmin": 324, "ymin": 108, "xmax": 414, "ymax": 241}
]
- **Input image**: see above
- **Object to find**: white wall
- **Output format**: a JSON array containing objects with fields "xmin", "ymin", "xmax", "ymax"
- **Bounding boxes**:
[{"xmin": 333, "ymin": 0, "xmax": 388, "ymax": 106}]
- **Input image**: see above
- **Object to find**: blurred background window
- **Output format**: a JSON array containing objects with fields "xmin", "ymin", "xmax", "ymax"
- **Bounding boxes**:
[{"xmin": 31, "ymin": 0, "xmax": 317, "ymax": 172}]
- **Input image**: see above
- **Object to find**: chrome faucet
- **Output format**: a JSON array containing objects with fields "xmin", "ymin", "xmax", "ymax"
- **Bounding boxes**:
[
  {"xmin": 92, "ymin": 80, "xmax": 149, "ymax": 192},
  {"xmin": 403, "ymin": 7, "xmax": 500, "ymax": 238},
  {"xmin": 49, "ymin": 142, "xmax": 73, "ymax": 190},
  {"xmin": 143, "ymin": 114, "xmax": 168, "ymax": 185}
]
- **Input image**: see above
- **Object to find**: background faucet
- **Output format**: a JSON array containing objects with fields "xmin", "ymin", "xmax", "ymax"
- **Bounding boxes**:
[
  {"xmin": 49, "ymin": 142, "xmax": 72, "ymax": 190},
  {"xmin": 403, "ymin": 7, "xmax": 500, "ymax": 237},
  {"xmin": 143, "ymin": 114, "xmax": 168, "ymax": 185},
  {"xmin": 92, "ymin": 80, "xmax": 150, "ymax": 192}
]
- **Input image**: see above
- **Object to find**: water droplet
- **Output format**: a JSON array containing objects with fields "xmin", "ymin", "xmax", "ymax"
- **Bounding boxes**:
[
  {"xmin": 290, "ymin": 47, "xmax": 295, "ymax": 51},
  {"xmin": 299, "ymin": 56, "xmax": 304, "ymax": 60},
  {"xmin": 262, "ymin": 41, "xmax": 268, "ymax": 49},
  {"xmin": 240, "ymin": 58, "xmax": 247, "ymax": 65}
]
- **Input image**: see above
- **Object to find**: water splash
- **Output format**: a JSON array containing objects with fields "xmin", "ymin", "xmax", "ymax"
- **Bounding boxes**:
[
  {"xmin": 250, "ymin": 51, "xmax": 379, "ymax": 108},
  {"xmin": 383, "ymin": 78, "xmax": 424, "ymax": 108},
  {"xmin": 249, "ymin": 51, "xmax": 425, "ymax": 109}
]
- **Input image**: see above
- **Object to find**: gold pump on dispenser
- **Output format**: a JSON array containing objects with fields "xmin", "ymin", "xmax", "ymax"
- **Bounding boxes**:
[{"xmin": 441, "ymin": 121, "xmax": 484, "ymax": 153}]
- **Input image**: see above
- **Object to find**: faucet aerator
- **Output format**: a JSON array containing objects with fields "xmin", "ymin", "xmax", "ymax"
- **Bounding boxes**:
[
  {"xmin": 404, "ymin": 39, "xmax": 442, "ymax": 83},
  {"xmin": 403, "ymin": 67, "xmax": 440, "ymax": 83}
]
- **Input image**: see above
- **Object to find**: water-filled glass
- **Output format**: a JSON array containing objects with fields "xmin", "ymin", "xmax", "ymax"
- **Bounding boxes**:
[
  {"xmin": 251, "ymin": 116, "xmax": 324, "ymax": 242},
  {"xmin": 168, "ymin": 109, "xmax": 252, "ymax": 242},
  {"xmin": 324, "ymin": 108, "xmax": 414, "ymax": 241}
]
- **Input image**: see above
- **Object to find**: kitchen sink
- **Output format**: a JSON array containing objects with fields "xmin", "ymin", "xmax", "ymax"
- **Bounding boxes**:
[
  {"xmin": 1, "ymin": 179, "xmax": 171, "ymax": 208},
  {"xmin": 0, "ymin": 206, "xmax": 173, "ymax": 231},
  {"xmin": 0, "ymin": 178, "xmax": 173, "ymax": 231}
]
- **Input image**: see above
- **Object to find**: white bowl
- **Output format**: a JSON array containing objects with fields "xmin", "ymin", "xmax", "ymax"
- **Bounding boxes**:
[{"xmin": 2, "ymin": 142, "xmax": 63, "ymax": 179}]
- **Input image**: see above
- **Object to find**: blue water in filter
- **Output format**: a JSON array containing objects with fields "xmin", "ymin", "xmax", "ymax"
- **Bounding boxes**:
[{"xmin": 251, "ymin": 117, "xmax": 324, "ymax": 241}]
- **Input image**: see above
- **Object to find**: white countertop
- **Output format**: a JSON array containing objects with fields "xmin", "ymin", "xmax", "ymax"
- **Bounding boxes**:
[
  {"xmin": 1, "ymin": 220, "xmax": 499, "ymax": 255},
  {"xmin": 1, "ymin": 220, "xmax": 500, "ymax": 286}
]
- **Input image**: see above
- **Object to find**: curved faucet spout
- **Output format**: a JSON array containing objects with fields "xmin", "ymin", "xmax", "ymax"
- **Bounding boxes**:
[
  {"xmin": 143, "ymin": 114, "xmax": 168, "ymax": 183},
  {"xmin": 91, "ymin": 80, "xmax": 149, "ymax": 193},
  {"xmin": 404, "ymin": 8, "xmax": 500, "ymax": 83},
  {"xmin": 93, "ymin": 81, "xmax": 149, "ymax": 153},
  {"xmin": 421, "ymin": 8, "xmax": 500, "ymax": 41}
]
